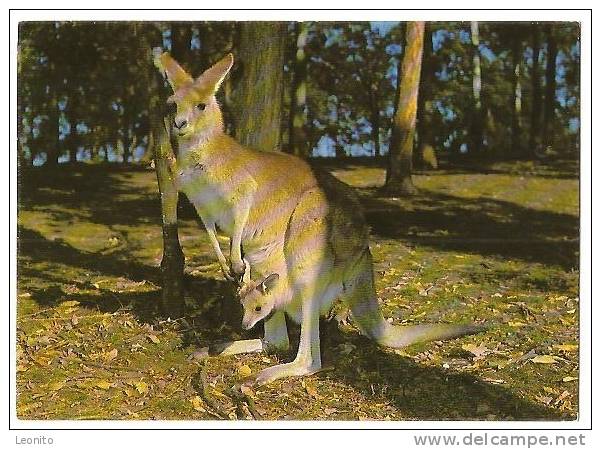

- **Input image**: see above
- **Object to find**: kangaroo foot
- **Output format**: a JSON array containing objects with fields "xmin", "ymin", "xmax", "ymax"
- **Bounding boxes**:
[
  {"xmin": 253, "ymin": 360, "xmax": 321, "ymax": 385},
  {"xmin": 189, "ymin": 339, "xmax": 265, "ymax": 361}
]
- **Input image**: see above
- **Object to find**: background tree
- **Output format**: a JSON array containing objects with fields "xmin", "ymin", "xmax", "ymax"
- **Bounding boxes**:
[
  {"xmin": 542, "ymin": 23, "xmax": 558, "ymax": 152},
  {"xmin": 416, "ymin": 23, "xmax": 437, "ymax": 169},
  {"xmin": 469, "ymin": 21, "xmax": 484, "ymax": 156},
  {"xmin": 529, "ymin": 23, "xmax": 542, "ymax": 155},
  {"xmin": 288, "ymin": 21, "xmax": 311, "ymax": 157},
  {"xmin": 148, "ymin": 25, "xmax": 187, "ymax": 318},
  {"xmin": 510, "ymin": 26, "xmax": 524, "ymax": 156},
  {"xmin": 384, "ymin": 21, "xmax": 425, "ymax": 195},
  {"xmin": 17, "ymin": 21, "xmax": 579, "ymax": 167},
  {"xmin": 231, "ymin": 22, "xmax": 287, "ymax": 151}
]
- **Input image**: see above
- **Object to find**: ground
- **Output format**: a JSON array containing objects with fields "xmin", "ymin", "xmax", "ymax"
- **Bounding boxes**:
[{"xmin": 16, "ymin": 159, "xmax": 579, "ymax": 421}]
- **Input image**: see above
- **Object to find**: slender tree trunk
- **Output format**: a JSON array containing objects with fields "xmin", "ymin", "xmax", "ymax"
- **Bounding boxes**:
[
  {"xmin": 334, "ymin": 138, "xmax": 346, "ymax": 159},
  {"xmin": 46, "ymin": 89, "xmax": 61, "ymax": 167},
  {"xmin": 529, "ymin": 24, "xmax": 542, "ymax": 156},
  {"xmin": 232, "ymin": 22, "xmax": 287, "ymax": 151},
  {"xmin": 416, "ymin": 23, "xmax": 437, "ymax": 169},
  {"xmin": 470, "ymin": 21, "xmax": 483, "ymax": 155},
  {"xmin": 122, "ymin": 131, "xmax": 131, "ymax": 164},
  {"xmin": 384, "ymin": 21, "xmax": 425, "ymax": 195},
  {"xmin": 68, "ymin": 134, "xmax": 78, "ymax": 163},
  {"xmin": 511, "ymin": 35, "xmax": 523, "ymax": 156},
  {"xmin": 145, "ymin": 25, "xmax": 185, "ymax": 318},
  {"xmin": 45, "ymin": 25, "xmax": 62, "ymax": 168},
  {"xmin": 542, "ymin": 24, "xmax": 558, "ymax": 152},
  {"xmin": 288, "ymin": 21, "xmax": 310, "ymax": 157},
  {"xmin": 17, "ymin": 74, "xmax": 28, "ymax": 168},
  {"xmin": 371, "ymin": 107, "xmax": 381, "ymax": 156}
]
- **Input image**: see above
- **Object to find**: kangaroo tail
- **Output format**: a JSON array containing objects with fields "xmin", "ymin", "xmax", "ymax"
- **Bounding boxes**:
[{"xmin": 344, "ymin": 250, "xmax": 485, "ymax": 348}]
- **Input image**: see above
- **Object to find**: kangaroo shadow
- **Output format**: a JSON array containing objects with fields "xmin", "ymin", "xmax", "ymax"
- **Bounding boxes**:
[{"xmin": 317, "ymin": 322, "xmax": 567, "ymax": 420}]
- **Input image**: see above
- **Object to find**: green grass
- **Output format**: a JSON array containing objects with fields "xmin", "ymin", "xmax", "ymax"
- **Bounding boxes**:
[{"xmin": 17, "ymin": 160, "xmax": 579, "ymax": 420}]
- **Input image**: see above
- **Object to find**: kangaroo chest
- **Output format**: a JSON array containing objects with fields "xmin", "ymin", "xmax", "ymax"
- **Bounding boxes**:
[{"xmin": 176, "ymin": 159, "xmax": 236, "ymax": 235}]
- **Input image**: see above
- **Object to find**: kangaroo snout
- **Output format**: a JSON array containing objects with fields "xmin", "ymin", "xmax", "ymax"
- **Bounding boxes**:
[{"xmin": 173, "ymin": 119, "xmax": 188, "ymax": 130}]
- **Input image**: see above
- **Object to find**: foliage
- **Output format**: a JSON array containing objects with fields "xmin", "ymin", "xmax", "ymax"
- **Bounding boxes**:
[{"xmin": 18, "ymin": 21, "xmax": 580, "ymax": 166}]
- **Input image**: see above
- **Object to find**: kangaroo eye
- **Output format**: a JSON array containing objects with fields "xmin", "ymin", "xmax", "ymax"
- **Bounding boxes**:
[
  {"xmin": 254, "ymin": 306, "xmax": 262, "ymax": 312},
  {"xmin": 196, "ymin": 103, "xmax": 206, "ymax": 111}
]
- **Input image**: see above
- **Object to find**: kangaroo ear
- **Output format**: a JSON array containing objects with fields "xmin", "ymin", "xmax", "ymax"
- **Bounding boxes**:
[
  {"xmin": 196, "ymin": 53, "xmax": 234, "ymax": 93},
  {"xmin": 153, "ymin": 51, "xmax": 193, "ymax": 91},
  {"xmin": 258, "ymin": 273, "xmax": 279, "ymax": 294}
]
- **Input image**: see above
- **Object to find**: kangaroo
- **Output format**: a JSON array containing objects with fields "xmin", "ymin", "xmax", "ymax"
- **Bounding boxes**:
[
  {"xmin": 235, "ymin": 178, "xmax": 483, "ymax": 385},
  {"xmin": 154, "ymin": 51, "xmax": 483, "ymax": 384}
]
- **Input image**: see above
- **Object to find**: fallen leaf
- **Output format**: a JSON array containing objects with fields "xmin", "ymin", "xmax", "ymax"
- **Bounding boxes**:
[
  {"xmin": 482, "ymin": 378, "xmax": 505, "ymax": 384},
  {"xmin": 190, "ymin": 396, "xmax": 205, "ymax": 412},
  {"xmin": 508, "ymin": 321, "xmax": 527, "ymax": 327},
  {"xmin": 531, "ymin": 355, "xmax": 559, "ymax": 364},
  {"xmin": 238, "ymin": 365, "xmax": 252, "ymax": 377},
  {"xmin": 94, "ymin": 379, "xmax": 113, "ymax": 390},
  {"xmin": 104, "ymin": 348, "xmax": 118, "ymax": 362},
  {"xmin": 48, "ymin": 380, "xmax": 66, "ymax": 391},
  {"xmin": 240, "ymin": 384, "xmax": 255, "ymax": 397},
  {"xmin": 554, "ymin": 344, "xmax": 578, "ymax": 352},
  {"xmin": 123, "ymin": 387, "xmax": 135, "ymax": 397},
  {"xmin": 562, "ymin": 376, "xmax": 578, "ymax": 383},
  {"xmin": 59, "ymin": 300, "xmax": 80, "ymax": 308},
  {"xmin": 134, "ymin": 381, "xmax": 149, "ymax": 395},
  {"xmin": 304, "ymin": 383, "xmax": 319, "ymax": 398},
  {"xmin": 147, "ymin": 335, "xmax": 160, "ymax": 344},
  {"xmin": 536, "ymin": 395, "xmax": 553, "ymax": 405},
  {"xmin": 554, "ymin": 390, "xmax": 570, "ymax": 405},
  {"xmin": 462, "ymin": 343, "xmax": 489, "ymax": 358}
]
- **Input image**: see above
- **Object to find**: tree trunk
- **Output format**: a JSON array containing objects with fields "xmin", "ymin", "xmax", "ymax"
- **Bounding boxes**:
[
  {"xmin": 384, "ymin": 21, "xmax": 424, "ymax": 195},
  {"xmin": 416, "ymin": 23, "xmax": 437, "ymax": 169},
  {"xmin": 68, "ymin": 134, "xmax": 78, "ymax": 163},
  {"xmin": 146, "ymin": 25, "xmax": 186, "ymax": 318},
  {"xmin": 46, "ymin": 90, "xmax": 61, "ymax": 167},
  {"xmin": 122, "ymin": 131, "xmax": 131, "ymax": 164},
  {"xmin": 170, "ymin": 23, "xmax": 193, "ymax": 71},
  {"xmin": 529, "ymin": 24, "xmax": 542, "ymax": 156},
  {"xmin": 371, "ymin": 108, "xmax": 381, "ymax": 156},
  {"xmin": 511, "ymin": 34, "xmax": 523, "ymax": 156},
  {"xmin": 232, "ymin": 22, "xmax": 287, "ymax": 152},
  {"xmin": 288, "ymin": 21, "xmax": 310, "ymax": 157},
  {"xmin": 470, "ymin": 21, "xmax": 483, "ymax": 155},
  {"xmin": 542, "ymin": 24, "xmax": 558, "ymax": 152}
]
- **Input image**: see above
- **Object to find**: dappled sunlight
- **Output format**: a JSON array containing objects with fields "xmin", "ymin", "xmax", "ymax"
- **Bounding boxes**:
[{"xmin": 17, "ymin": 163, "xmax": 578, "ymax": 420}]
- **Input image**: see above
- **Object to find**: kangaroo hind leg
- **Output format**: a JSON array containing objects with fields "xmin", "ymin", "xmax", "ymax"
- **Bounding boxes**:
[
  {"xmin": 254, "ymin": 286, "xmax": 322, "ymax": 385},
  {"xmin": 263, "ymin": 310, "xmax": 290, "ymax": 352}
]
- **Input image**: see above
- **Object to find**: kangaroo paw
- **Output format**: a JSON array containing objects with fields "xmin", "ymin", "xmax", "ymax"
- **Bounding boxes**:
[{"xmin": 230, "ymin": 258, "xmax": 245, "ymax": 277}]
